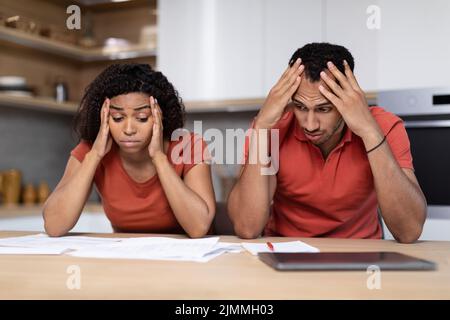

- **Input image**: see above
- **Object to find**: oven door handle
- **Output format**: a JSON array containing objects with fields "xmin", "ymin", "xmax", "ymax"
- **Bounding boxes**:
[{"xmin": 404, "ymin": 120, "xmax": 450, "ymax": 128}]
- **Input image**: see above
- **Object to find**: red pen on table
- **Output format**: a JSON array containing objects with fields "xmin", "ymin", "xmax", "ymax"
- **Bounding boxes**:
[{"xmin": 266, "ymin": 242, "xmax": 274, "ymax": 251}]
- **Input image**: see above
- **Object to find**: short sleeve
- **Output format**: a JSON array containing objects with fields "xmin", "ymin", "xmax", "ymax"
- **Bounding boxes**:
[
  {"xmin": 70, "ymin": 140, "xmax": 93, "ymax": 162},
  {"xmin": 242, "ymin": 111, "xmax": 295, "ymax": 164},
  {"xmin": 173, "ymin": 133, "xmax": 210, "ymax": 177},
  {"xmin": 385, "ymin": 121, "xmax": 414, "ymax": 170},
  {"xmin": 372, "ymin": 107, "xmax": 414, "ymax": 170}
]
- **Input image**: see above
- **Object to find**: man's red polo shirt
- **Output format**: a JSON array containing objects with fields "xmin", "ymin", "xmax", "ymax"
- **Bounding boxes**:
[{"xmin": 246, "ymin": 106, "xmax": 414, "ymax": 239}]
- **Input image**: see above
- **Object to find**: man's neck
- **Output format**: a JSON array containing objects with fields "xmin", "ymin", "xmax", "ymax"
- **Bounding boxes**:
[{"xmin": 319, "ymin": 124, "xmax": 347, "ymax": 158}]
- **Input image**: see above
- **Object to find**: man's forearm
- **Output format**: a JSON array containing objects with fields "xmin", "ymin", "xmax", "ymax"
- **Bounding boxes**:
[
  {"xmin": 364, "ymin": 132, "xmax": 427, "ymax": 243},
  {"xmin": 228, "ymin": 128, "xmax": 272, "ymax": 238}
]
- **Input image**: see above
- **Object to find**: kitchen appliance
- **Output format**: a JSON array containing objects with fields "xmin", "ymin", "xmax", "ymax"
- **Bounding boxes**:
[{"xmin": 378, "ymin": 87, "xmax": 450, "ymax": 237}]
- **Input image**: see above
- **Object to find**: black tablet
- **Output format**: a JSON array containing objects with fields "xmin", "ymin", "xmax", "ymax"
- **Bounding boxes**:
[{"xmin": 258, "ymin": 252, "xmax": 437, "ymax": 271}]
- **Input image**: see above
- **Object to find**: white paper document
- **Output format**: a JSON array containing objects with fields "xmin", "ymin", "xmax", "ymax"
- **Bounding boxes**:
[
  {"xmin": 241, "ymin": 241, "xmax": 320, "ymax": 255},
  {"xmin": 0, "ymin": 233, "xmax": 121, "ymax": 251},
  {"xmin": 0, "ymin": 234, "xmax": 242, "ymax": 262},
  {"xmin": 0, "ymin": 246, "xmax": 66, "ymax": 255}
]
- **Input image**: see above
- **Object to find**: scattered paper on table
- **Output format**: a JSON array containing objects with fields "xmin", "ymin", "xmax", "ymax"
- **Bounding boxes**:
[
  {"xmin": 241, "ymin": 241, "xmax": 320, "ymax": 255},
  {"xmin": 0, "ymin": 234, "xmax": 242, "ymax": 262},
  {"xmin": 0, "ymin": 246, "xmax": 67, "ymax": 255},
  {"xmin": 0, "ymin": 233, "xmax": 121, "ymax": 251}
]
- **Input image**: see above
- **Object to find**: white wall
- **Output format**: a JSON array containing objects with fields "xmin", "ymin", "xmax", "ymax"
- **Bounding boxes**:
[
  {"xmin": 376, "ymin": 0, "xmax": 450, "ymax": 90},
  {"xmin": 158, "ymin": 0, "xmax": 265, "ymax": 101},
  {"xmin": 262, "ymin": 0, "xmax": 322, "ymax": 95},
  {"xmin": 159, "ymin": 0, "xmax": 450, "ymax": 98},
  {"xmin": 324, "ymin": 0, "xmax": 380, "ymax": 91},
  {"xmin": 158, "ymin": 0, "xmax": 323, "ymax": 100}
]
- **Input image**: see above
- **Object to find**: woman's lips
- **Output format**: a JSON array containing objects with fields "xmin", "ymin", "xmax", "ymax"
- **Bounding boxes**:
[{"xmin": 120, "ymin": 140, "xmax": 141, "ymax": 147}]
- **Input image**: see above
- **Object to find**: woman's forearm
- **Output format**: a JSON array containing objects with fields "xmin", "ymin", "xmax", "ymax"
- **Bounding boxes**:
[
  {"xmin": 152, "ymin": 153, "xmax": 212, "ymax": 238},
  {"xmin": 43, "ymin": 151, "xmax": 101, "ymax": 236}
]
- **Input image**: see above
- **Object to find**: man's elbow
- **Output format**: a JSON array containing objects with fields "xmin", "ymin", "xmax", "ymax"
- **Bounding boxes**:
[
  {"xmin": 233, "ymin": 223, "xmax": 262, "ymax": 239},
  {"xmin": 395, "ymin": 224, "xmax": 423, "ymax": 244}
]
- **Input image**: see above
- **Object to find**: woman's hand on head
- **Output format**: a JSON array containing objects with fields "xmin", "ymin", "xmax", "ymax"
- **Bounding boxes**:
[
  {"xmin": 91, "ymin": 98, "xmax": 113, "ymax": 159},
  {"xmin": 148, "ymin": 96, "xmax": 165, "ymax": 160}
]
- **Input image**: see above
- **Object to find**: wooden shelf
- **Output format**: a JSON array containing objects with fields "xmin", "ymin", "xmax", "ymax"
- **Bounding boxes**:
[
  {"xmin": 0, "ymin": 93, "xmax": 78, "ymax": 114},
  {"xmin": 0, "ymin": 25, "xmax": 156, "ymax": 62}
]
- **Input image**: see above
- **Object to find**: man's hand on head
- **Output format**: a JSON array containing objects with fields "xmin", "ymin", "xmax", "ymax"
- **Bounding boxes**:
[
  {"xmin": 255, "ymin": 58, "xmax": 305, "ymax": 130},
  {"xmin": 317, "ymin": 60, "xmax": 383, "ymax": 144}
]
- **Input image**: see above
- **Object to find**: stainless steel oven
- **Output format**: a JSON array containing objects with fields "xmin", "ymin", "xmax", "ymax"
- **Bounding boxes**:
[{"xmin": 378, "ymin": 87, "xmax": 450, "ymax": 240}]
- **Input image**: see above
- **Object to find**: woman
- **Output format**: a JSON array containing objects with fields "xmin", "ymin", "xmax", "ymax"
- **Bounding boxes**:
[{"xmin": 43, "ymin": 64, "xmax": 215, "ymax": 238}]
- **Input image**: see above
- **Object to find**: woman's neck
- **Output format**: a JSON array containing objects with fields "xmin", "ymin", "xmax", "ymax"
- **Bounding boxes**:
[{"xmin": 119, "ymin": 147, "xmax": 152, "ymax": 166}]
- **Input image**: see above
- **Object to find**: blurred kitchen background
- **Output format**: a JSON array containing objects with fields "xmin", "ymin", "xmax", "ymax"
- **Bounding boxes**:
[{"xmin": 0, "ymin": 0, "xmax": 449, "ymax": 240}]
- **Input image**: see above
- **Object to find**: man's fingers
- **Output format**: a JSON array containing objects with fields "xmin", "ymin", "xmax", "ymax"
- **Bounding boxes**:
[
  {"xmin": 344, "ymin": 60, "xmax": 361, "ymax": 91},
  {"xmin": 285, "ymin": 75, "xmax": 302, "ymax": 99},
  {"xmin": 279, "ymin": 60, "xmax": 303, "ymax": 90},
  {"xmin": 320, "ymin": 71, "xmax": 345, "ymax": 98},
  {"xmin": 326, "ymin": 61, "xmax": 352, "ymax": 92},
  {"xmin": 277, "ymin": 58, "xmax": 302, "ymax": 89},
  {"xmin": 279, "ymin": 58, "xmax": 301, "ymax": 83},
  {"xmin": 319, "ymin": 85, "xmax": 342, "ymax": 112}
]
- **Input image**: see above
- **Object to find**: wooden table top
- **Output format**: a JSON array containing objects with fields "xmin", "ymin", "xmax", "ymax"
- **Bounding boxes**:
[{"xmin": 0, "ymin": 231, "xmax": 449, "ymax": 299}]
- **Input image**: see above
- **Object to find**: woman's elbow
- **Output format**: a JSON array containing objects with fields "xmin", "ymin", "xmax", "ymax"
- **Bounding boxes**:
[
  {"xmin": 43, "ymin": 221, "xmax": 67, "ymax": 237},
  {"xmin": 186, "ymin": 209, "xmax": 215, "ymax": 238},
  {"xmin": 43, "ymin": 209, "xmax": 67, "ymax": 237}
]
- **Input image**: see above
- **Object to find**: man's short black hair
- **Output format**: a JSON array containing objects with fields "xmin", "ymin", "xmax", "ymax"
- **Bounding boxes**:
[{"xmin": 289, "ymin": 42, "xmax": 355, "ymax": 82}]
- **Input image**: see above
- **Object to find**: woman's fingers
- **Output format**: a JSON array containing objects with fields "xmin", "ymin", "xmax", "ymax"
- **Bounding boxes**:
[
  {"xmin": 155, "ymin": 98, "xmax": 163, "ymax": 129},
  {"xmin": 150, "ymin": 96, "xmax": 161, "ymax": 136},
  {"xmin": 102, "ymin": 99, "xmax": 110, "ymax": 134}
]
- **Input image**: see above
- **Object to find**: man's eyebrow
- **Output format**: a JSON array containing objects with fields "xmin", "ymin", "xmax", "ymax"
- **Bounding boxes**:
[
  {"xmin": 109, "ymin": 104, "xmax": 150, "ymax": 111},
  {"xmin": 291, "ymin": 98, "xmax": 304, "ymax": 105},
  {"xmin": 291, "ymin": 99, "xmax": 332, "ymax": 108},
  {"xmin": 316, "ymin": 102, "xmax": 333, "ymax": 107}
]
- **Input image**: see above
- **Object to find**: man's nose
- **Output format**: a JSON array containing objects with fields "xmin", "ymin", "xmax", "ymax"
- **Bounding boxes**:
[{"xmin": 304, "ymin": 111, "xmax": 320, "ymax": 132}]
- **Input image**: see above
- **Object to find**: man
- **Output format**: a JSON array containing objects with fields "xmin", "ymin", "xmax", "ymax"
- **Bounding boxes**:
[{"xmin": 227, "ymin": 43, "xmax": 426, "ymax": 243}]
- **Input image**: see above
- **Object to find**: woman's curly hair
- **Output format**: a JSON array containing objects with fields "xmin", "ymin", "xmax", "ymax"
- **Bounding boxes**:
[{"xmin": 73, "ymin": 63, "xmax": 185, "ymax": 142}]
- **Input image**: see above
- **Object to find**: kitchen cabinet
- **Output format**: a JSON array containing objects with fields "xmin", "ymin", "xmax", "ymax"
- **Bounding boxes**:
[
  {"xmin": 158, "ymin": 0, "xmax": 265, "ymax": 102},
  {"xmin": 0, "ymin": 0, "xmax": 157, "ymax": 107}
]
